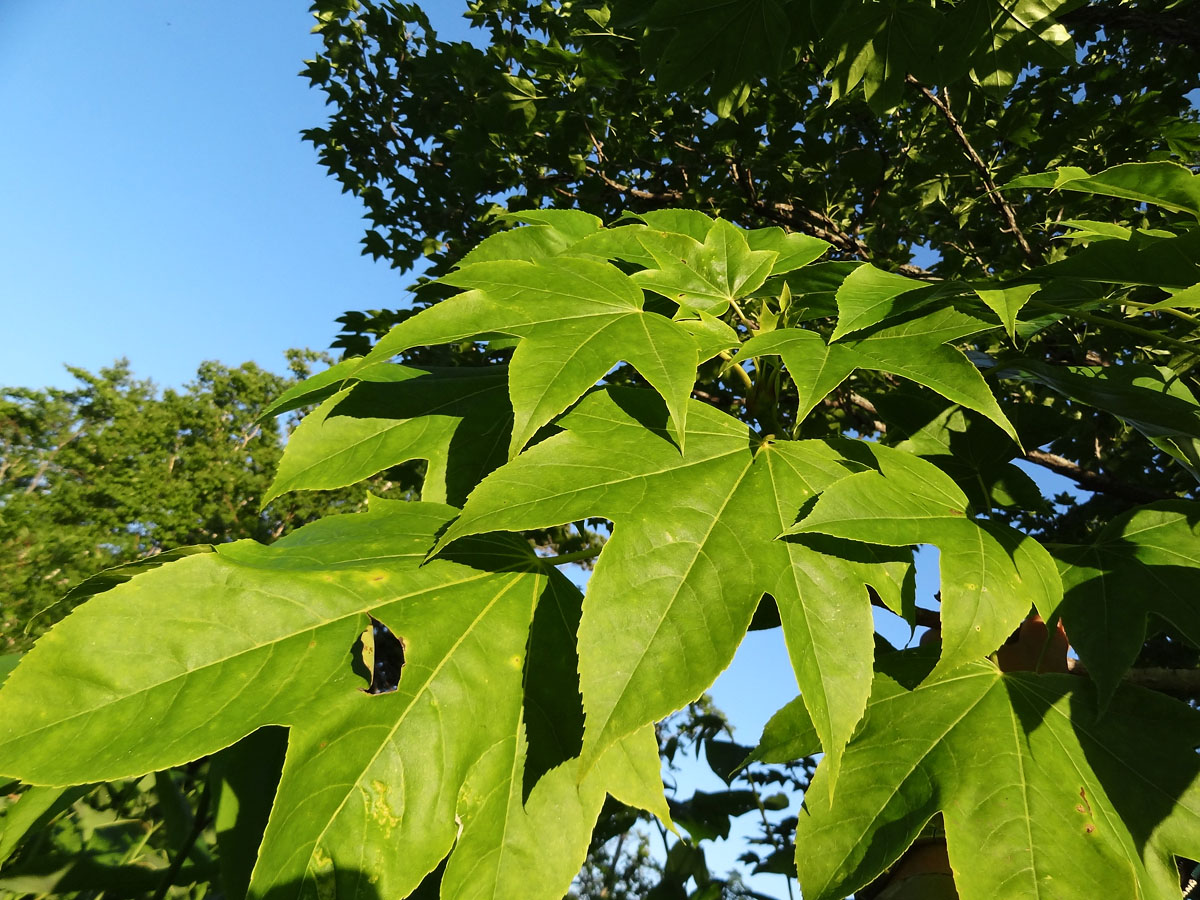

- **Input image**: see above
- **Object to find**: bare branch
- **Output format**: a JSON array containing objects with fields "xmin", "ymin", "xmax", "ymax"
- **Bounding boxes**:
[{"xmin": 908, "ymin": 77, "xmax": 1039, "ymax": 264}]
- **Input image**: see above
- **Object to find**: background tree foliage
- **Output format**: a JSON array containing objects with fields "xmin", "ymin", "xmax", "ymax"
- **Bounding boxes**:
[
  {"xmin": 3, "ymin": 1, "xmax": 1200, "ymax": 899},
  {"xmin": 0, "ymin": 353, "xmax": 414, "ymax": 654}
]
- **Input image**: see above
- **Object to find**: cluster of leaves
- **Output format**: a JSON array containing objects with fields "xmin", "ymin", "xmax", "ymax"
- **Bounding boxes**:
[
  {"xmin": 5, "ymin": 1, "xmax": 1200, "ymax": 898},
  {"xmin": 303, "ymin": 0, "xmax": 1198, "ymax": 292},
  {"xmin": 4, "ymin": 157, "xmax": 1200, "ymax": 898}
]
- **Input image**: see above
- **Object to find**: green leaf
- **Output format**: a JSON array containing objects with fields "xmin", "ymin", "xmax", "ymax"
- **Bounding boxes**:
[
  {"xmin": 974, "ymin": 283, "xmax": 1040, "ymax": 338},
  {"xmin": 355, "ymin": 257, "xmax": 699, "ymax": 456},
  {"xmin": 1145, "ymin": 282, "xmax": 1200, "ymax": 311},
  {"xmin": 746, "ymin": 694, "xmax": 819, "ymax": 766},
  {"xmin": 1051, "ymin": 501, "xmax": 1200, "ymax": 707},
  {"xmin": 443, "ymin": 725, "xmax": 667, "ymax": 900},
  {"xmin": 830, "ymin": 264, "xmax": 927, "ymax": 340},
  {"xmin": 675, "ymin": 312, "xmax": 742, "ymax": 362},
  {"xmin": 455, "ymin": 210, "xmax": 603, "ymax": 266},
  {"xmin": 787, "ymin": 443, "xmax": 1061, "ymax": 676},
  {"xmin": 1004, "ymin": 162, "xmax": 1200, "ymax": 218},
  {"xmin": 633, "ymin": 219, "xmax": 778, "ymax": 315},
  {"xmin": 209, "ymin": 728, "xmax": 287, "ymax": 900},
  {"xmin": 1033, "ymin": 229, "xmax": 1200, "ymax": 288},
  {"xmin": 434, "ymin": 387, "xmax": 912, "ymax": 788},
  {"xmin": 258, "ymin": 357, "xmax": 399, "ymax": 421},
  {"xmin": 266, "ymin": 365, "xmax": 511, "ymax": 507},
  {"xmin": 745, "ymin": 227, "xmax": 830, "ymax": 275},
  {"xmin": 796, "ymin": 653, "xmax": 1200, "ymax": 900},
  {"xmin": 643, "ymin": 0, "xmax": 791, "ymax": 106},
  {"xmin": 0, "ymin": 500, "xmax": 649, "ymax": 899},
  {"xmin": 741, "ymin": 308, "xmax": 1019, "ymax": 445},
  {"xmin": 877, "ymin": 387, "xmax": 1045, "ymax": 513},
  {"xmin": 0, "ymin": 783, "xmax": 93, "ymax": 866},
  {"xmin": 636, "ymin": 209, "xmax": 717, "ymax": 241},
  {"xmin": 997, "ymin": 360, "xmax": 1200, "ymax": 479}
]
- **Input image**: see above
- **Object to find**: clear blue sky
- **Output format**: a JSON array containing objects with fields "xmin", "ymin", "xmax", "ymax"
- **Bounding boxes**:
[{"xmin": 0, "ymin": 2, "xmax": 476, "ymax": 392}]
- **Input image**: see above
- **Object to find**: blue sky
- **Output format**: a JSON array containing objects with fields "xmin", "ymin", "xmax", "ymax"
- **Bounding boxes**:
[{"xmin": 1, "ymin": 2, "xmax": 476, "ymax": 391}]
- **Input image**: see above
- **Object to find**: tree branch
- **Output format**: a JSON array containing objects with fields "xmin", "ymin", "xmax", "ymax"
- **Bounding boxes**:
[
  {"xmin": 1062, "ymin": 5, "xmax": 1200, "ymax": 47},
  {"xmin": 908, "ymin": 77, "xmax": 1039, "ymax": 264},
  {"xmin": 1066, "ymin": 659, "xmax": 1200, "ymax": 700},
  {"xmin": 1023, "ymin": 449, "xmax": 1176, "ymax": 504}
]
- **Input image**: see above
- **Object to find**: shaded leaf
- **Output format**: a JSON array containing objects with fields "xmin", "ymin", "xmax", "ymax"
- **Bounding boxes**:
[
  {"xmin": 741, "ymin": 308, "xmax": 1019, "ymax": 444},
  {"xmin": 1051, "ymin": 501, "xmax": 1200, "ymax": 707},
  {"xmin": 796, "ymin": 652, "xmax": 1200, "ymax": 900}
]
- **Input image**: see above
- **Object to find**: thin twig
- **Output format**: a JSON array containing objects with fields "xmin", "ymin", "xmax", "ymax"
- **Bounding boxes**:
[
  {"xmin": 151, "ymin": 786, "xmax": 211, "ymax": 900},
  {"xmin": 1066, "ymin": 659, "xmax": 1200, "ymax": 700},
  {"xmin": 908, "ymin": 76, "xmax": 1039, "ymax": 263}
]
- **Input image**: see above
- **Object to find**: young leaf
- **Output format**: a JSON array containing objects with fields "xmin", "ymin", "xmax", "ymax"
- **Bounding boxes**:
[
  {"xmin": 632, "ymin": 218, "xmax": 778, "ymax": 314},
  {"xmin": 265, "ymin": 365, "xmax": 511, "ymax": 507},
  {"xmin": 796, "ymin": 653, "xmax": 1200, "ymax": 900},
  {"xmin": 352, "ymin": 257, "xmax": 699, "ymax": 456},
  {"xmin": 1051, "ymin": 501, "xmax": 1200, "ymax": 707},
  {"xmin": 434, "ymin": 387, "xmax": 912, "ymax": 788},
  {"xmin": 787, "ymin": 444, "xmax": 1061, "ymax": 675},
  {"xmin": 974, "ymin": 283, "xmax": 1040, "ymax": 338},
  {"xmin": 0, "ymin": 501, "xmax": 647, "ymax": 900}
]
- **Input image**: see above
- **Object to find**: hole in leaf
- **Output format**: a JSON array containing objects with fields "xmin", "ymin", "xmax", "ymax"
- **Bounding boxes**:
[{"xmin": 356, "ymin": 615, "xmax": 406, "ymax": 695}]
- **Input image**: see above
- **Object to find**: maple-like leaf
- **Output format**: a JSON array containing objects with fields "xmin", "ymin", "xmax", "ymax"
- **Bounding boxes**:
[
  {"xmin": 632, "ymin": 218, "xmax": 778, "ymax": 314},
  {"xmin": 433, "ymin": 387, "xmax": 913, "ymax": 786},
  {"xmin": 785, "ymin": 651, "xmax": 1200, "ymax": 900},
  {"xmin": 0, "ymin": 500, "xmax": 665, "ymax": 900},
  {"xmin": 740, "ymin": 307, "xmax": 1019, "ymax": 444},
  {"xmin": 1051, "ymin": 501, "xmax": 1200, "ymax": 706},
  {"xmin": 787, "ymin": 442, "xmax": 1061, "ymax": 676},
  {"xmin": 265, "ymin": 364, "xmax": 511, "ymax": 507},
  {"xmin": 352, "ymin": 256, "xmax": 700, "ymax": 457}
]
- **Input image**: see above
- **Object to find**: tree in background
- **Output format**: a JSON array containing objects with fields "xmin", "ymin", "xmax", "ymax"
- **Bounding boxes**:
[{"xmin": 0, "ymin": 353, "xmax": 415, "ymax": 652}]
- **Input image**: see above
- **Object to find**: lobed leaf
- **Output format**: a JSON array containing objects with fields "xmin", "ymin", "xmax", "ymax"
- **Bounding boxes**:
[
  {"xmin": 788, "ymin": 443, "xmax": 1061, "ymax": 676},
  {"xmin": 796, "ymin": 652, "xmax": 1200, "ymax": 900},
  {"xmin": 434, "ymin": 387, "xmax": 913, "ymax": 789},
  {"xmin": 632, "ymin": 218, "xmax": 778, "ymax": 315},
  {"xmin": 1051, "ymin": 501, "xmax": 1200, "ymax": 707},
  {"xmin": 0, "ymin": 500, "xmax": 660, "ymax": 900},
  {"xmin": 741, "ymin": 307, "xmax": 1019, "ymax": 444},
  {"xmin": 265, "ymin": 365, "xmax": 511, "ymax": 507},
  {"xmin": 353, "ymin": 256, "xmax": 700, "ymax": 456},
  {"xmin": 1004, "ymin": 162, "xmax": 1200, "ymax": 218}
]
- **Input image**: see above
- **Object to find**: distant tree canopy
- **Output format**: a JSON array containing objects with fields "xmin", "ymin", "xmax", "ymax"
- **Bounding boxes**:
[{"xmin": 0, "ymin": 354, "xmax": 414, "ymax": 652}]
